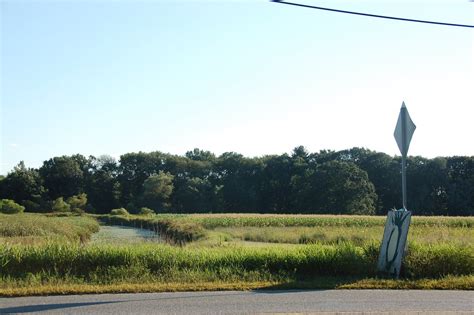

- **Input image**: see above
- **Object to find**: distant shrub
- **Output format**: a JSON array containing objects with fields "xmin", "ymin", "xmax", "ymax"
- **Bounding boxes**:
[
  {"xmin": 66, "ymin": 193, "xmax": 87, "ymax": 213},
  {"xmin": 110, "ymin": 208, "xmax": 129, "ymax": 216},
  {"xmin": 0, "ymin": 199, "xmax": 25, "ymax": 214},
  {"xmin": 139, "ymin": 207, "xmax": 155, "ymax": 216},
  {"xmin": 52, "ymin": 197, "xmax": 71, "ymax": 212}
]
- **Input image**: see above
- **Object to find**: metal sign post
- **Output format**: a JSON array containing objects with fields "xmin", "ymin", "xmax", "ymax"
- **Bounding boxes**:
[
  {"xmin": 393, "ymin": 102, "xmax": 416, "ymax": 210},
  {"xmin": 378, "ymin": 102, "xmax": 416, "ymax": 278}
]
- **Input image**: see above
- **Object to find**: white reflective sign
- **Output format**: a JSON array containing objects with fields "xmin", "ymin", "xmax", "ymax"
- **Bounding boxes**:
[
  {"xmin": 377, "ymin": 210, "xmax": 411, "ymax": 278},
  {"xmin": 394, "ymin": 102, "xmax": 416, "ymax": 157}
]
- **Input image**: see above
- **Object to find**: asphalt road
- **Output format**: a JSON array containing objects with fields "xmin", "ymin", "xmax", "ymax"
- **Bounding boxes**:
[{"xmin": 1, "ymin": 290, "xmax": 473, "ymax": 314}]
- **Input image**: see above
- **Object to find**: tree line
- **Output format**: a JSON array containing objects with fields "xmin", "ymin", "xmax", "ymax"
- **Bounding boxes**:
[{"xmin": 0, "ymin": 147, "xmax": 472, "ymax": 216}]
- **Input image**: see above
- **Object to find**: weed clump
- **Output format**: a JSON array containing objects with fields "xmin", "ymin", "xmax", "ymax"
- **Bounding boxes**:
[
  {"xmin": 0, "ymin": 199, "xmax": 25, "ymax": 214},
  {"xmin": 110, "ymin": 208, "xmax": 129, "ymax": 216},
  {"xmin": 139, "ymin": 207, "xmax": 155, "ymax": 216}
]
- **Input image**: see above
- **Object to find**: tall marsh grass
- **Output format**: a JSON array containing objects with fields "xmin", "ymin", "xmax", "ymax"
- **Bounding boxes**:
[
  {"xmin": 99, "ymin": 215, "xmax": 204, "ymax": 245},
  {"xmin": 0, "ymin": 242, "xmax": 471, "ymax": 284},
  {"xmin": 0, "ymin": 213, "xmax": 99, "ymax": 244}
]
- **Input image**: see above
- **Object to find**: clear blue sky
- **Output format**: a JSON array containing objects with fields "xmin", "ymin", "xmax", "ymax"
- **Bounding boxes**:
[{"xmin": 1, "ymin": 0, "xmax": 473, "ymax": 174}]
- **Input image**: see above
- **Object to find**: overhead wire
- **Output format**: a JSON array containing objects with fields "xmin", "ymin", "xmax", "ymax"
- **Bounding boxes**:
[{"xmin": 271, "ymin": 0, "xmax": 474, "ymax": 29}]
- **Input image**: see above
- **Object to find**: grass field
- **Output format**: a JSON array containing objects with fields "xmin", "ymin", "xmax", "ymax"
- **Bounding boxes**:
[
  {"xmin": 0, "ymin": 213, "xmax": 473, "ymax": 296},
  {"xmin": 188, "ymin": 214, "xmax": 473, "ymax": 228},
  {"xmin": 203, "ymin": 225, "xmax": 473, "ymax": 247}
]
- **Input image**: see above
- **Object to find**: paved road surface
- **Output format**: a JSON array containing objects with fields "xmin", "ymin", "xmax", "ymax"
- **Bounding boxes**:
[{"xmin": 1, "ymin": 290, "xmax": 473, "ymax": 314}]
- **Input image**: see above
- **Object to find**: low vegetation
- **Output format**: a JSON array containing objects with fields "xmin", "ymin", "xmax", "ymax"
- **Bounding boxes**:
[
  {"xmin": 0, "ymin": 213, "xmax": 472, "ymax": 296},
  {"xmin": 139, "ymin": 207, "xmax": 155, "ymax": 216},
  {"xmin": 95, "ymin": 213, "xmax": 474, "ymax": 247},
  {"xmin": 0, "ymin": 199, "xmax": 25, "ymax": 214},
  {"xmin": 110, "ymin": 208, "xmax": 129, "ymax": 216},
  {"xmin": 0, "ymin": 241, "xmax": 472, "ymax": 296},
  {"xmin": 190, "ymin": 214, "xmax": 473, "ymax": 228},
  {"xmin": 100, "ymin": 215, "xmax": 204, "ymax": 245},
  {"xmin": 0, "ymin": 213, "xmax": 99, "ymax": 244}
]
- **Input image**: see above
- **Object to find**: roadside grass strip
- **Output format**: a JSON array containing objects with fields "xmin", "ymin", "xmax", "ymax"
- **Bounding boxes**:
[
  {"xmin": 1, "ymin": 242, "xmax": 472, "ymax": 296},
  {"xmin": 1, "ymin": 276, "xmax": 472, "ymax": 297}
]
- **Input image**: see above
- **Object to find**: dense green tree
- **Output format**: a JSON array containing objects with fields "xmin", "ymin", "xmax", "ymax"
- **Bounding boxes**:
[
  {"xmin": 357, "ymin": 152, "xmax": 400, "ymax": 214},
  {"xmin": 212, "ymin": 152, "xmax": 263, "ymax": 212},
  {"xmin": 141, "ymin": 171, "xmax": 175, "ymax": 211},
  {"xmin": 185, "ymin": 148, "xmax": 216, "ymax": 162},
  {"xmin": 172, "ymin": 177, "xmax": 214, "ymax": 212},
  {"xmin": 39, "ymin": 155, "xmax": 85, "ymax": 199},
  {"xmin": 163, "ymin": 155, "xmax": 189, "ymax": 178},
  {"xmin": 406, "ymin": 156, "xmax": 449, "ymax": 215},
  {"xmin": 118, "ymin": 151, "xmax": 167, "ymax": 206},
  {"xmin": 446, "ymin": 156, "xmax": 474, "ymax": 216},
  {"xmin": 290, "ymin": 146, "xmax": 312, "ymax": 178},
  {"xmin": 2, "ymin": 147, "xmax": 472, "ymax": 216},
  {"xmin": 0, "ymin": 161, "xmax": 46, "ymax": 211},
  {"xmin": 331, "ymin": 148, "xmax": 401, "ymax": 214},
  {"xmin": 258, "ymin": 154, "xmax": 293, "ymax": 212},
  {"xmin": 86, "ymin": 155, "xmax": 121, "ymax": 213},
  {"xmin": 289, "ymin": 146, "xmax": 316, "ymax": 211},
  {"xmin": 299, "ymin": 161, "xmax": 377, "ymax": 214}
]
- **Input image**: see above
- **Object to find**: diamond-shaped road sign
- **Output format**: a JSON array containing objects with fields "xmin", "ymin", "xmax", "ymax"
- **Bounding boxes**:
[
  {"xmin": 394, "ymin": 102, "xmax": 416, "ymax": 157},
  {"xmin": 378, "ymin": 102, "xmax": 416, "ymax": 278}
]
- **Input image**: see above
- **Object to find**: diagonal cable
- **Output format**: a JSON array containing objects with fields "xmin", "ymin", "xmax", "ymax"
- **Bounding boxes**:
[{"xmin": 271, "ymin": 0, "xmax": 474, "ymax": 29}]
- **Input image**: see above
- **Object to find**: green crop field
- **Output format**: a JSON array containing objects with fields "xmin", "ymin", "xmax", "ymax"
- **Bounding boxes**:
[
  {"xmin": 98, "ymin": 213, "xmax": 474, "ymax": 247},
  {"xmin": 0, "ymin": 213, "xmax": 473, "ymax": 296}
]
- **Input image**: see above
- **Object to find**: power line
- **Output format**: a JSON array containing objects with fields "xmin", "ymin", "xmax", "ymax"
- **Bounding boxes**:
[{"xmin": 271, "ymin": 0, "xmax": 474, "ymax": 29}]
